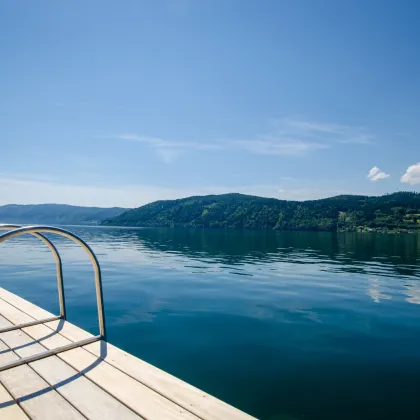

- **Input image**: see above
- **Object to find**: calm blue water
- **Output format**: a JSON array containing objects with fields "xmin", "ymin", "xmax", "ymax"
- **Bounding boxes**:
[{"xmin": 1, "ymin": 227, "xmax": 420, "ymax": 420}]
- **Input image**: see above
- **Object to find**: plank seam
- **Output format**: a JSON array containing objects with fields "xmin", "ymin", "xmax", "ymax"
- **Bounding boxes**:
[
  {"xmin": 0, "ymin": 295, "xmax": 209, "ymax": 419},
  {"xmin": 0, "ymin": 378, "xmax": 33, "ymax": 420},
  {"xmin": 0, "ymin": 335, "xmax": 89, "ymax": 420},
  {"xmin": 0, "ymin": 291, "xmax": 253, "ymax": 419},
  {"xmin": 0, "ymin": 308, "xmax": 38, "ymax": 419},
  {"xmin": 0, "ymin": 302, "xmax": 145, "ymax": 420},
  {"xmin": 0, "ymin": 309, "xmax": 89, "ymax": 419}
]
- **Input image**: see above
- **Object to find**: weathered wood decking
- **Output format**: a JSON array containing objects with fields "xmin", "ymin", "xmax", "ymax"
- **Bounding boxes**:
[{"xmin": 0, "ymin": 288, "xmax": 256, "ymax": 420}]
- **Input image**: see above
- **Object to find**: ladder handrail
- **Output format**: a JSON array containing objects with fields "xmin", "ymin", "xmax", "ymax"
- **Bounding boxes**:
[
  {"xmin": 0, "ymin": 225, "xmax": 106, "ymax": 339},
  {"xmin": 0, "ymin": 224, "xmax": 66, "ymax": 318}
]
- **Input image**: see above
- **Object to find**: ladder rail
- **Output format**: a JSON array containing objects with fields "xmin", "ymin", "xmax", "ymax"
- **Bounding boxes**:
[
  {"xmin": 0, "ymin": 225, "xmax": 106, "ymax": 372},
  {"xmin": 0, "ymin": 225, "xmax": 106, "ymax": 339},
  {"xmin": 0, "ymin": 224, "xmax": 66, "ymax": 319}
]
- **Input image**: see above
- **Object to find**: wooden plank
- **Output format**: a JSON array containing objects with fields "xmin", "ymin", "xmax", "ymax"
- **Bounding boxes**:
[
  {"xmin": 0, "ymin": 297, "xmax": 34, "ymax": 325},
  {"xmin": 0, "ymin": 321, "xmax": 50, "ymax": 360},
  {"xmin": 42, "ymin": 320, "xmax": 255, "ymax": 420},
  {"xmin": 46, "ymin": 319, "xmax": 92, "ymax": 342},
  {"xmin": 0, "ymin": 338, "xmax": 29, "ymax": 420},
  {"xmin": 0, "ymin": 331, "xmax": 84, "ymax": 420},
  {"xmin": 42, "ymin": 319, "xmax": 255, "ymax": 420},
  {"xmin": 31, "ymin": 356, "xmax": 142, "ymax": 420},
  {"xmin": 0, "ymin": 364, "xmax": 84, "ymax": 420},
  {"xmin": 0, "ymin": 383, "xmax": 29, "ymax": 420},
  {"xmin": 0, "ymin": 288, "xmax": 53, "ymax": 320},
  {"xmin": 0, "ymin": 288, "xmax": 256, "ymax": 420},
  {"xmin": 59, "ymin": 347, "xmax": 199, "ymax": 420},
  {"xmin": 0, "ymin": 316, "xmax": 142, "ymax": 420},
  {"xmin": 0, "ymin": 333, "xmax": 20, "ymax": 364},
  {"xmin": 83, "ymin": 341, "xmax": 256, "ymax": 420},
  {"xmin": 20, "ymin": 326, "xmax": 200, "ymax": 419},
  {"xmin": 21, "ymin": 325, "xmax": 200, "ymax": 420}
]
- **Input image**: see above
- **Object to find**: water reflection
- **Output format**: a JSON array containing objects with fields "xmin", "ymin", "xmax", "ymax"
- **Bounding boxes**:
[
  {"xmin": 404, "ymin": 279, "xmax": 420, "ymax": 304},
  {"xmin": 113, "ymin": 228, "xmax": 419, "ymax": 276},
  {"xmin": 2, "ymin": 227, "xmax": 420, "ymax": 302},
  {"xmin": 1, "ymin": 227, "xmax": 420, "ymax": 420},
  {"xmin": 367, "ymin": 278, "xmax": 392, "ymax": 303}
]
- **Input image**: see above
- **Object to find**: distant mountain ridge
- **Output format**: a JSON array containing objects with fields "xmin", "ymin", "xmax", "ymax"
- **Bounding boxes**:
[
  {"xmin": 0, "ymin": 204, "xmax": 128, "ymax": 225},
  {"xmin": 103, "ymin": 192, "xmax": 420, "ymax": 232}
]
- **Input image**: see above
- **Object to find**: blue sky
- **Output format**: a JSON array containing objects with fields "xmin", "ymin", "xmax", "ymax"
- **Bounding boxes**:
[{"xmin": 1, "ymin": 0, "xmax": 419, "ymax": 207}]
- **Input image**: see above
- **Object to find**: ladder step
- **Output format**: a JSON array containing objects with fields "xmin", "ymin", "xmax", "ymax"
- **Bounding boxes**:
[{"xmin": 0, "ymin": 316, "xmax": 62, "ymax": 333}]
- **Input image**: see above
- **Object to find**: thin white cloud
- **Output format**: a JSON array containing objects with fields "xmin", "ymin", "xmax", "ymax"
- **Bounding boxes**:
[
  {"xmin": 119, "ymin": 133, "xmax": 328, "ymax": 159},
  {"xmin": 115, "ymin": 118, "xmax": 374, "ymax": 161},
  {"xmin": 117, "ymin": 134, "xmax": 223, "ymax": 163},
  {"xmin": 118, "ymin": 134, "xmax": 222, "ymax": 151},
  {"xmin": 278, "ymin": 118, "xmax": 375, "ymax": 145},
  {"xmin": 367, "ymin": 166, "xmax": 390, "ymax": 182},
  {"xmin": 338, "ymin": 134, "xmax": 373, "ymax": 145},
  {"xmin": 120, "ymin": 132, "xmax": 329, "ymax": 158},
  {"xmin": 401, "ymin": 163, "xmax": 420, "ymax": 185},
  {"xmin": 234, "ymin": 138, "xmax": 328, "ymax": 156},
  {"xmin": 233, "ymin": 118, "xmax": 373, "ymax": 156},
  {"xmin": 154, "ymin": 148, "xmax": 183, "ymax": 164},
  {"xmin": 284, "ymin": 119, "xmax": 347, "ymax": 134}
]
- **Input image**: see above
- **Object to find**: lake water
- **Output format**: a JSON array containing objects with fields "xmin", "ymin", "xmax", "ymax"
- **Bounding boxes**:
[{"xmin": 0, "ymin": 226, "xmax": 420, "ymax": 420}]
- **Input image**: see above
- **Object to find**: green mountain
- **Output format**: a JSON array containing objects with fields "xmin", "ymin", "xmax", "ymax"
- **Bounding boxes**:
[
  {"xmin": 103, "ymin": 192, "xmax": 420, "ymax": 232},
  {"xmin": 0, "ymin": 204, "xmax": 128, "ymax": 225}
]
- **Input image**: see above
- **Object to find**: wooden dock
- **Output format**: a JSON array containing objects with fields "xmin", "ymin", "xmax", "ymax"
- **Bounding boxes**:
[{"xmin": 0, "ymin": 287, "xmax": 256, "ymax": 420}]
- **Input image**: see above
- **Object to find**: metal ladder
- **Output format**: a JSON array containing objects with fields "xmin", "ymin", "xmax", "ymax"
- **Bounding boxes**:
[{"xmin": 0, "ymin": 225, "xmax": 106, "ymax": 371}]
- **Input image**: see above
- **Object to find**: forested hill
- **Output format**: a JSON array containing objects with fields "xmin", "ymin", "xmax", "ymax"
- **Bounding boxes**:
[
  {"xmin": 103, "ymin": 192, "xmax": 420, "ymax": 232},
  {"xmin": 0, "ymin": 204, "xmax": 127, "ymax": 225}
]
